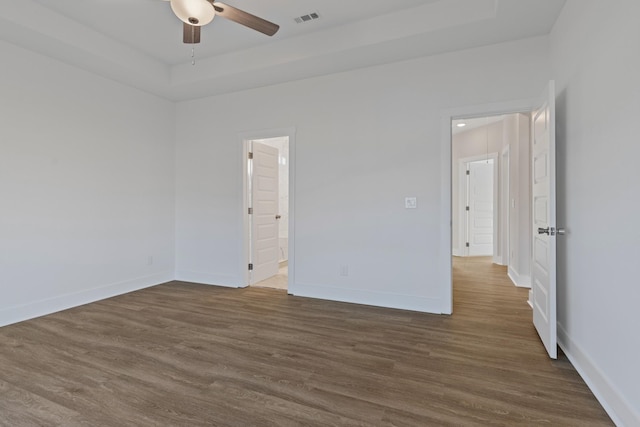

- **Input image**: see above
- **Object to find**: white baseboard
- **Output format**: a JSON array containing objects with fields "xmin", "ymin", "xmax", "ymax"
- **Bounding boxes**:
[
  {"xmin": 527, "ymin": 290, "xmax": 533, "ymax": 308},
  {"xmin": 558, "ymin": 324, "xmax": 639, "ymax": 427},
  {"xmin": 0, "ymin": 271, "xmax": 173, "ymax": 328},
  {"xmin": 289, "ymin": 282, "xmax": 444, "ymax": 314},
  {"xmin": 508, "ymin": 266, "xmax": 531, "ymax": 288},
  {"xmin": 175, "ymin": 270, "xmax": 241, "ymax": 288},
  {"xmin": 452, "ymin": 248, "xmax": 463, "ymax": 257}
]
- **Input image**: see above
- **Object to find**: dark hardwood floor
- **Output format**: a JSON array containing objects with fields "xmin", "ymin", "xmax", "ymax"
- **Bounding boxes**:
[{"xmin": 0, "ymin": 258, "xmax": 612, "ymax": 426}]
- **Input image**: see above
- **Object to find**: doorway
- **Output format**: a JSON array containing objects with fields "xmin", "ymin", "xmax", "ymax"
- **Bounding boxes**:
[
  {"xmin": 451, "ymin": 115, "xmax": 503, "ymax": 260},
  {"xmin": 250, "ymin": 137, "xmax": 288, "ymax": 289},
  {"xmin": 241, "ymin": 128, "xmax": 296, "ymax": 292},
  {"xmin": 450, "ymin": 112, "xmax": 532, "ymax": 309}
]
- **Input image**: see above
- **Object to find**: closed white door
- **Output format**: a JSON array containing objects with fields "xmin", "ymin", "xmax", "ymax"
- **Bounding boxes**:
[
  {"xmin": 467, "ymin": 160, "xmax": 494, "ymax": 256},
  {"xmin": 531, "ymin": 81, "xmax": 558, "ymax": 359},
  {"xmin": 251, "ymin": 142, "xmax": 279, "ymax": 284}
]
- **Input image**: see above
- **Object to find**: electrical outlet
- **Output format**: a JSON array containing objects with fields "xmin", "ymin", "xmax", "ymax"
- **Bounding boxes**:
[
  {"xmin": 405, "ymin": 197, "xmax": 417, "ymax": 209},
  {"xmin": 339, "ymin": 264, "xmax": 349, "ymax": 276}
]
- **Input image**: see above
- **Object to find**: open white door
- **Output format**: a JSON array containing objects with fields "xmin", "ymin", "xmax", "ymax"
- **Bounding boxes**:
[
  {"xmin": 250, "ymin": 142, "xmax": 279, "ymax": 284},
  {"xmin": 531, "ymin": 81, "xmax": 558, "ymax": 359}
]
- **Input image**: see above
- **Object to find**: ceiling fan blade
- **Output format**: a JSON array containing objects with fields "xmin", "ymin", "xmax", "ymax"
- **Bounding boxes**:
[
  {"xmin": 183, "ymin": 23, "xmax": 201, "ymax": 44},
  {"xmin": 211, "ymin": 2, "xmax": 279, "ymax": 36}
]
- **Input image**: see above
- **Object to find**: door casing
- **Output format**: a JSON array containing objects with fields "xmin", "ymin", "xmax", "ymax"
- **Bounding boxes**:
[
  {"xmin": 441, "ymin": 98, "xmax": 535, "ymax": 315},
  {"xmin": 501, "ymin": 145, "xmax": 510, "ymax": 267}
]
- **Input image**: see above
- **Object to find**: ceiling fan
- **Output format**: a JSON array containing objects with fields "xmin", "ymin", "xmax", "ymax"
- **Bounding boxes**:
[{"xmin": 164, "ymin": 0, "xmax": 280, "ymax": 44}]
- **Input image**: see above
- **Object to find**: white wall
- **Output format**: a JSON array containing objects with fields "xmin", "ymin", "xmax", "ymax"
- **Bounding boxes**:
[
  {"xmin": 551, "ymin": 1, "xmax": 640, "ymax": 425},
  {"xmin": 504, "ymin": 113, "xmax": 532, "ymax": 287},
  {"xmin": 0, "ymin": 41, "xmax": 176, "ymax": 326},
  {"xmin": 175, "ymin": 36, "xmax": 550, "ymax": 313}
]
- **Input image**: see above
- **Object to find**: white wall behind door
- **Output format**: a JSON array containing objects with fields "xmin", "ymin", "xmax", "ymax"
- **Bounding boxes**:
[{"xmin": 505, "ymin": 113, "xmax": 531, "ymax": 287}]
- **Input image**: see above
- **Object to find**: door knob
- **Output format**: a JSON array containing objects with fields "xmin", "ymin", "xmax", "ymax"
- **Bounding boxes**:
[
  {"xmin": 275, "ymin": 215, "xmax": 281, "ymax": 220},
  {"xmin": 538, "ymin": 227, "xmax": 566, "ymax": 236}
]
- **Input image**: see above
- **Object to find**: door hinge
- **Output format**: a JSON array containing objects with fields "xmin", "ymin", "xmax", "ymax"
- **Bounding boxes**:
[
  {"xmin": 248, "ymin": 152, "xmax": 253, "ymax": 159},
  {"xmin": 466, "ymin": 170, "xmax": 470, "ymax": 175},
  {"xmin": 466, "ymin": 242, "xmax": 470, "ymax": 248},
  {"xmin": 248, "ymin": 263, "xmax": 253, "ymax": 271},
  {"xmin": 466, "ymin": 206, "xmax": 470, "ymax": 211},
  {"xmin": 248, "ymin": 207, "xmax": 253, "ymax": 215}
]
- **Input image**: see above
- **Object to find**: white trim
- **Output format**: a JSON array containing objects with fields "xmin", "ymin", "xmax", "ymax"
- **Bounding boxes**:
[
  {"xmin": 242, "ymin": 139, "xmax": 252, "ymax": 285},
  {"xmin": 0, "ymin": 271, "xmax": 173, "ymax": 328},
  {"xmin": 500, "ymin": 145, "xmax": 510, "ymax": 267},
  {"xmin": 291, "ymin": 283, "xmax": 444, "ymax": 314},
  {"xmin": 507, "ymin": 266, "xmax": 531, "ymax": 288},
  {"xmin": 441, "ymin": 98, "xmax": 534, "ymax": 314},
  {"xmin": 174, "ymin": 270, "xmax": 241, "ymax": 288},
  {"xmin": 239, "ymin": 127, "xmax": 297, "ymax": 290},
  {"xmin": 440, "ymin": 111, "xmax": 453, "ymax": 314},
  {"xmin": 558, "ymin": 324, "xmax": 640, "ymax": 427}
]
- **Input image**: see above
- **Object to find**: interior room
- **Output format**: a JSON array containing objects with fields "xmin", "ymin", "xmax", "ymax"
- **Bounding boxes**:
[{"xmin": 1, "ymin": 1, "xmax": 638, "ymax": 425}]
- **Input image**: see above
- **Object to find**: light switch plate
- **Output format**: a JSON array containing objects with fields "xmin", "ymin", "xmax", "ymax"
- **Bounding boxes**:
[{"xmin": 405, "ymin": 197, "xmax": 417, "ymax": 209}]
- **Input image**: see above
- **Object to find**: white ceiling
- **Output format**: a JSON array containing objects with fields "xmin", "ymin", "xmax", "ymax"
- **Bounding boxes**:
[
  {"xmin": 452, "ymin": 115, "xmax": 506, "ymax": 135},
  {"xmin": 0, "ymin": 0, "xmax": 566, "ymax": 101}
]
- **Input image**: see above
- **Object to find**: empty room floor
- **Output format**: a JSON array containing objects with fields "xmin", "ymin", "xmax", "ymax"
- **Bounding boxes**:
[{"xmin": 0, "ymin": 261, "xmax": 612, "ymax": 426}]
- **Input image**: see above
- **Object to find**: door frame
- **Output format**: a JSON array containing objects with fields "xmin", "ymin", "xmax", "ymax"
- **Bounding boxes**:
[
  {"xmin": 501, "ymin": 145, "xmax": 510, "ymax": 267},
  {"xmin": 456, "ymin": 153, "xmax": 499, "ymax": 258},
  {"xmin": 239, "ymin": 127, "xmax": 296, "ymax": 290},
  {"xmin": 440, "ymin": 99, "xmax": 534, "ymax": 314}
]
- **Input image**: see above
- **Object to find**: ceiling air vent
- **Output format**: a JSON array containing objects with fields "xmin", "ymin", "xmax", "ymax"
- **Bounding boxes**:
[{"xmin": 294, "ymin": 12, "xmax": 320, "ymax": 24}]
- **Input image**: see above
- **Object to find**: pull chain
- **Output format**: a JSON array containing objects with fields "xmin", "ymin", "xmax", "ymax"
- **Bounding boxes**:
[{"xmin": 191, "ymin": 47, "xmax": 196, "ymax": 66}]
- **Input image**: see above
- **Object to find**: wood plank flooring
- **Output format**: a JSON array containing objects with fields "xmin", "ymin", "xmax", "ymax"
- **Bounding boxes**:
[{"xmin": 0, "ymin": 258, "xmax": 612, "ymax": 426}]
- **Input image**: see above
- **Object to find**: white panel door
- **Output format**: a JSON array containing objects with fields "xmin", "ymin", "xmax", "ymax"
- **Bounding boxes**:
[
  {"xmin": 251, "ymin": 142, "xmax": 279, "ymax": 284},
  {"xmin": 468, "ymin": 161, "xmax": 494, "ymax": 256},
  {"xmin": 531, "ymin": 81, "xmax": 557, "ymax": 359}
]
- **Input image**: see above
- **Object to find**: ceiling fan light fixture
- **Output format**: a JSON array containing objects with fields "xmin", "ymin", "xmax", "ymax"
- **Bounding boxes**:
[{"xmin": 170, "ymin": 0, "xmax": 215, "ymax": 27}]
